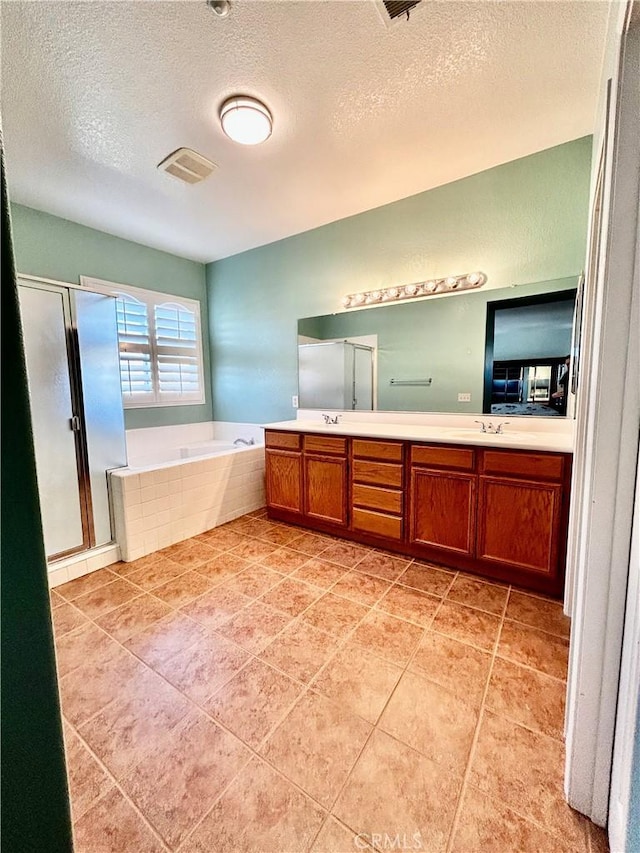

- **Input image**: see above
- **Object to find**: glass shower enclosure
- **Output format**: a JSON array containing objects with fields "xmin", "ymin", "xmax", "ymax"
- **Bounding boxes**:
[
  {"xmin": 18, "ymin": 277, "xmax": 127, "ymax": 562},
  {"xmin": 298, "ymin": 341, "xmax": 374, "ymax": 410}
]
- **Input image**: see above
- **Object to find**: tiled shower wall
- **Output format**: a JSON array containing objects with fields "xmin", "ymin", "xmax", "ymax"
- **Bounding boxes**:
[{"xmin": 110, "ymin": 446, "xmax": 265, "ymax": 562}]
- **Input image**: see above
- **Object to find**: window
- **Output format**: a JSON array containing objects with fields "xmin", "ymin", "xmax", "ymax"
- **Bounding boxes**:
[{"xmin": 80, "ymin": 277, "xmax": 205, "ymax": 408}]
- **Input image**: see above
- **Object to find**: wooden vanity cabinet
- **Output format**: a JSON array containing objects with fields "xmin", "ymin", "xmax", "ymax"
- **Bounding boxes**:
[
  {"xmin": 302, "ymin": 435, "xmax": 348, "ymax": 527},
  {"xmin": 351, "ymin": 439, "xmax": 404, "ymax": 540},
  {"xmin": 409, "ymin": 445, "xmax": 477, "ymax": 558},
  {"xmin": 264, "ymin": 431, "xmax": 348, "ymax": 527},
  {"xmin": 265, "ymin": 429, "xmax": 571, "ymax": 597},
  {"xmin": 475, "ymin": 450, "xmax": 568, "ymax": 589},
  {"xmin": 264, "ymin": 431, "xmax": 303, "ymax": 514}
]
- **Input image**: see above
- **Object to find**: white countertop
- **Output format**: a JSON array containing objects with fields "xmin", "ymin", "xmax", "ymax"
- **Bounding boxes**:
[{"xmin": 262, "ymin": 419, "xmax": 573, "ymax": 454}]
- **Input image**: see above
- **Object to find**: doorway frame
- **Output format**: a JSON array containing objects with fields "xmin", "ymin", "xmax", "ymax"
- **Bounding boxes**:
[{"xmin": 564, "ymin": 0, "xmax": 640, "ymax": 837}]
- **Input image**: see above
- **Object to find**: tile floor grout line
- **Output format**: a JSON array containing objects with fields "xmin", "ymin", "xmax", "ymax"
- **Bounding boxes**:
[
  {"xmin": 461, "ymin": 778, "xmax": 591, "ymax": 852},
  {"xmin": 62, "ymin": 570, "xmax": 472, "ymax": 845},
  {"xmin": 487, "ymin": 651, "xmax": 569, "ymax": 684},
  {"xmin": 308, "ymin": 585, "xmax": 446, "ymax": 848},
  {"xmin": 173, "ymin": 746, "xmax": 330, "ymax": 853},
  {"xmin": 170, "ymin": 747, "xmax": 261, "ymax": 852},
  {"xmin": 65, "ymin": 606, "xmax": 334, "ymax": 849},
  {"xmin": 443, "ymin": 584, "xmax": 511, "ymax": 853},
  {"xmin": 65, "ymin": 566, "xmax": 346, "ymax": 738},
  {"xmin": 208, "ymin": 567, "xmax": 349, "ymax": 660},
  {"xmin": 173, "ymin": 667, "xmax": 350, "ymax": 852},
  {"xmin": 235, "ymin": 564, "xmax": 430, "ymax": 849},
  {"xmin": 68, "ymin": 726, "xmax": 175, "ymax": 852},
  {"xmin": 59, "ymin": 612, "xmax": 216, "ymax": 732},
  {"xmin": 501, "ymin": 612, "xmax": 571, "ymax": 640},
  {"xmin": 72, "ymin": 551, "xmax": 372, "ymax": 789},
  {"xmin": 55, "ymin": 517, "xmax": 577, "ymax": 853}
]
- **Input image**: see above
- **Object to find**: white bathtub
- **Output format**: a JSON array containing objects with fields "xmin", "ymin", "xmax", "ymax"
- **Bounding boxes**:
[
  {"xmin": 126, "ymin": 439, "xmax": 245, "ymax": 468},
  {"xmin": 110, "ymin": 427, "xmax": 265, "ymax": 561}
]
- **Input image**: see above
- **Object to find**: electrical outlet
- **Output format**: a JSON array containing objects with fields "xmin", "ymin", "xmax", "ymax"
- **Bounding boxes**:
[
  {"xmin": 458, "ymin": 393, "xmax": 471, "ymax": 402},
  {"xmin": 292, "ymin": 395, "xmax": 299, "ymax": 408}
]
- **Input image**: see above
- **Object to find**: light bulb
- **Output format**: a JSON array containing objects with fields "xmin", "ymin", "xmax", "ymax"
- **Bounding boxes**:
[
  {"xmin": 341, "ymin": 296, "xmax": 351, "ymax": 308},
  {"xmin": 446, "ymin": 277, "xmax": 458, "ymax": 288},
  {"xmin": 425, "ymin": 281, "xmax": 437, "ymax": 292},
  {"xmin": 405, "ymin": 284, "xmax": 418, "ymax": 296},
  {"xmin": 354, "ymin": 293, "xmax": 365, "ymax": 305},
  {"xmin": 387, "ymin": 287, "xmax": 399, "ymax": 299},
  {"xmin": 467, "ymin": 272, "xmax": 481, "ymax": 285}
]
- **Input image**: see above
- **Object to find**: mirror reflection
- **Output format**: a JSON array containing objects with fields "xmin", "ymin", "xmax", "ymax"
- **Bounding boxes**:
[{"xmin": 298, "ymin": 281, "xmax": 578, "ymax": 417}]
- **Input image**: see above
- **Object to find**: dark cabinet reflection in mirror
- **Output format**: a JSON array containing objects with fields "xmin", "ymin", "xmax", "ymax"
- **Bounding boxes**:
[
  {"xmin": 484, "ymin": 290, "xmax": 577, "ymax": 418},
  {"xmin": 298, "ymin": 278, "xmax": 579, "ymax": 417}
]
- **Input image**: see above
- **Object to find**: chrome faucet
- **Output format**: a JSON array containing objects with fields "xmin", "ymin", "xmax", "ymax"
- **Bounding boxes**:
[
  {"xmin": 322, "ymin": 414, "xmax": 342, "ymax": 425},
  {"xmin": 233, "ymin": 437, "xmax": 255, "ymax": 446},
  {"xmin": 474, "ymin": 420, "xmax": 509, "ymax": 435}
]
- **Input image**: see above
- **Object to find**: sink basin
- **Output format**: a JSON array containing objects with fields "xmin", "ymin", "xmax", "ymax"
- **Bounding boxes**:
[{"xmin": 447, "ymin": 429, "xmax": 539, "ymax": 441}]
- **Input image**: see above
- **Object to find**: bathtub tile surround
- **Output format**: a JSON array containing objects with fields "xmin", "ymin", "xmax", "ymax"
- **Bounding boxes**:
[
  {"xmin": 111, "ymin": 445, "xmax": 265, "ymax": 562},
  {"xmin": 43, "ymin": 421, "xmax": 265, "ymax": 588},
  {"xmin": 51, "ymin": 509, "xmax": 606, "ymax": 852}
]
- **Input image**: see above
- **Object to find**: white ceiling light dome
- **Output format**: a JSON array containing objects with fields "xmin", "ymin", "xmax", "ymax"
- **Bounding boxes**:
[{"xmin": 219, "ymin": 96, "xmax": 272, "ymax": 145}]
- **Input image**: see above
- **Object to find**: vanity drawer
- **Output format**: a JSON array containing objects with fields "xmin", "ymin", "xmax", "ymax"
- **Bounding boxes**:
[
  {"xmin": 352, "ymin": 484, "xmax": 402, "ymax": 515},
  {"xmin": 352, "ymin": 460, "xmax": 403, "ymax": 489},
  {"xmin": 265, "ymin": 430, "xmax": 301, "ymax": 450},
  {"xmin": 304, "ymin": 434, "xmax": 347, "ymax": 455},
  {"xmin": 352, "ymin": 439, "xmax": 403, "ymax": 463},
  {"xmin": 353, "ymin": 508, "xmax": 402, "ymax": 540},
  {"xmin": 411, "ymin": 444, "xmax": 475, "ymax": 471},
  {"xmin": 480, "ymin": 450, "xmax": 565, "ymax": 482}
]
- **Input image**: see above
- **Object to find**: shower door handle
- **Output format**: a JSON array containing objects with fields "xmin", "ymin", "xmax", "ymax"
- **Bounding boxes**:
[{"xmin": 69, "ymin": 416, "xmax": 81, "ymax": 432}]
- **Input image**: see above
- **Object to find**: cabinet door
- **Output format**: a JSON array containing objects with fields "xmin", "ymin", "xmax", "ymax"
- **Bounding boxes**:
[
  {"xmin": 266, "ymin": 449, "xmax": 303, "ymax": 514},
  {"xmin": 304, "ymin": 454, "xmax": 347, "ymax": 526},
  {"xmin": 409, "ymin": 468, "xmax": 476, "ymax": 556},
  {"xmin": 477, "ymin": 476, "xmax": 563, "ymax": 577}
]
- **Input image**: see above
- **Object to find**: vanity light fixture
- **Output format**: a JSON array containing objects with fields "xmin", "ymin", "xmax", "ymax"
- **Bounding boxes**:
[
  {"xmin": 219, "ymin": 96, "xmax": 272, "ymax": 145},
  {"xmin": 340, "ymin": 271, "xmax": 487, "ymax": 309}
]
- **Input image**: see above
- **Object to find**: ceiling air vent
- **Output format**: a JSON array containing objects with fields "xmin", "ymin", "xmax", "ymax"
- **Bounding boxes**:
[
  {"xmin": 376, "ymin": 0, "xmax": 422, "ymax": 26},
  {"xmin": 157, "ymin": 148, "xmax": 217, "ymax": 184}
]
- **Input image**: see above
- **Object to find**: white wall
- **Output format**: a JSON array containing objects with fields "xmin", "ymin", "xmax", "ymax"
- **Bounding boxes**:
[{"xmin": 564, "ymin": 0, "xmax": 640, "ymax": 841}]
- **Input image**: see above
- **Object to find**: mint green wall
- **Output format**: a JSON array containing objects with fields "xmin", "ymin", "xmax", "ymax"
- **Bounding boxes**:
[
  {"xmin": 299, "ymin": 278, "xmax": 577, "ymax": 413},
  {"xmin": 10, "ymin": 204, "xmax": 211, "ymax": 429},
  {"xmin": 208, "ymin": 137, "xmax": 592, "ymax": 423}
]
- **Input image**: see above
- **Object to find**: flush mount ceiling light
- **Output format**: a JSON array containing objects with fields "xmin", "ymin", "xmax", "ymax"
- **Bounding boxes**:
[
  {"xmin": 219, "ymin": 96, "xmax": 272, "ymax": 145},
  {"xmin": 341, "ymin": 271, "xmax": 487, "ymax": 309}
]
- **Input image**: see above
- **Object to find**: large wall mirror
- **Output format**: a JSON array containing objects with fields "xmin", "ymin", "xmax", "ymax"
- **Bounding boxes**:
[{"xmin": 298, "ymin": 279, "xmax": 581, "ymax": 418}]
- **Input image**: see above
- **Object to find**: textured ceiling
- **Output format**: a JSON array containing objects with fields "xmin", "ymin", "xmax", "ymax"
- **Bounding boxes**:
[{"xmin": 1, "ymin": 0, "xmax": 610, "ymax": 262}]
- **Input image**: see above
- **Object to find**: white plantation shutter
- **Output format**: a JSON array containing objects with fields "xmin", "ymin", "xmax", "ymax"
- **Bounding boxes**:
[
  {"xmin": 80, "ymin": 277, "xmax": 205, "ymax": 408},
  {"xmin": 155, "ymin": 302, "xmax": 201, "ymax": 399},
  {"xmin": 115, "ymin": 294, "xmax": 154, "ymax": 398}
]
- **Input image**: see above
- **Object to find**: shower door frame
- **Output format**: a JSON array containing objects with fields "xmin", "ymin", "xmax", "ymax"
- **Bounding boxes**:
[{"xmin": 18, "ymin": 275, "xmax": 96, "ymax": 561}]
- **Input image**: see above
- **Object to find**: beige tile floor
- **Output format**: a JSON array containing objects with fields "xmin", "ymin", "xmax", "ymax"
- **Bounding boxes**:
[{"xmin": 51, "ymin": 510, "xmax": 609, "ymax": 853}]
